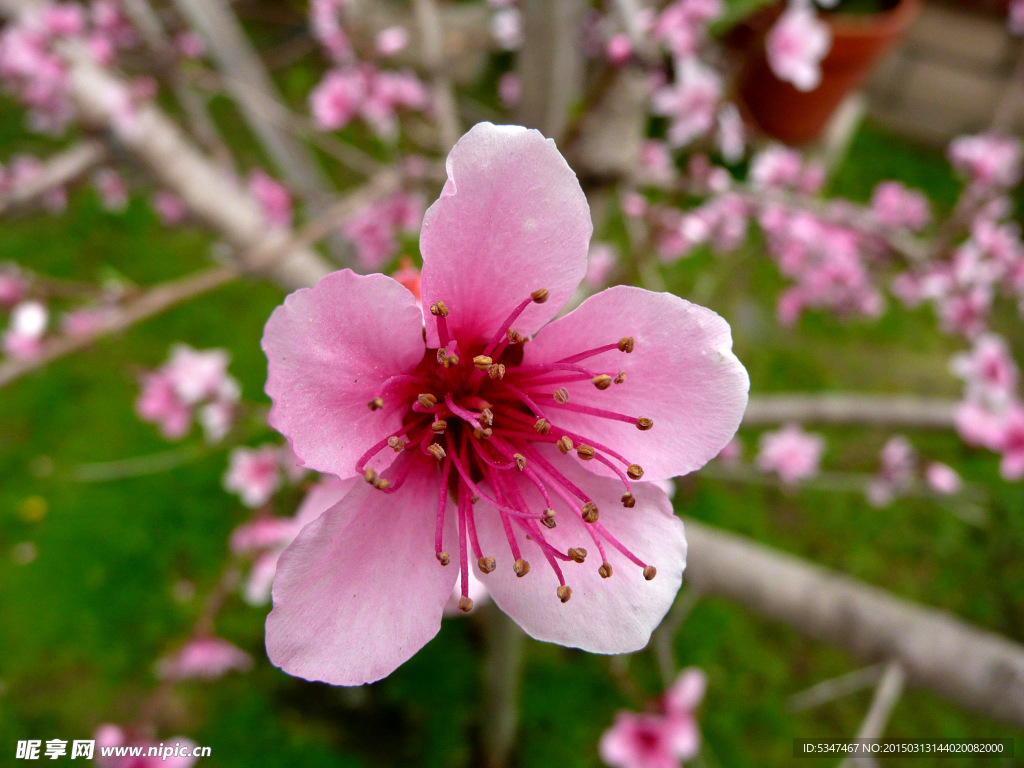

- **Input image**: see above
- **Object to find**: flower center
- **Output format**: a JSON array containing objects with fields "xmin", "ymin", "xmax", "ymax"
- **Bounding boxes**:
[{"xmin": 356, "ymin": 290, "xmax": 658, "ymax": 611}]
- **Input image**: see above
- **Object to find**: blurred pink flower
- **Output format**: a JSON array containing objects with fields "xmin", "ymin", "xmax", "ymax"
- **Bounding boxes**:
[
  {"xmin": 157, "ymin": 636, "xmax": 252, "ymax": 681},
  {"xmin": 949, "ymin": 134, "xmax": 1022, "ymax": 191},
  {"xmin": 766, "ymin": 5, "xmax": 831, "ymax": 92},
  {"xmin": 3, "ymin": 300, "xmax": 47, "ymax": 360},
  {"xmin": 309, "ymin": 68, "xmax": 366, "ymax": 131},
  {"xmin": 607, "ymin": 33, "xmax": 633, "ymax": 66},
  {"xmin": 954, "ymin": 398, "xmax": 1006, "ymax": 451},
  {"xmin": 1011, "ymin": 0, "xmax": 1024, "ymax": 35},
  {"xmin": 248, "ymin": 169, "xmax": 293, "ymax": 229},
  {"xmin": 260, "ymin": 123, "xmax": 748, "ymax": 685},
  {"xmin": 925, "ymin": 462, "xmax": 961, "ymax": 495},
  {"xmin": 165, "ymin": 345, "xmax": 234, "ymax": 406},
  {"xmin": 870, "ymin": 181, "xmax": 929, "ymax": 232},
  {"xmin": 153, "ymin": 191, "xmax": 186, "ymax": 225},
  {"xmin": 652, "ymin": 0, "xmax": 721, "ymax": 58},
  {"xmin": 998, "ymin": 406, "xmax": 1024, "ymax": 480},
  {"xmin": 375, "ymin": 26, "xmax": 409, "ymax": 56},
  {"xmin": 94, "ymin": 168, "xmax": 129, "ymax": 212},
  {"xmin": 94, "ymin": 725, "xmax": 198, "ymax": 768},
  {"xmin": 867, "ymin": 435, "xmax": 916, "ymax": 507},
  {"xmin": 0, "ymin": 269, "xmax": 26, "ymax": 306},
  {"xmin": 585, "ymin": 242, "xmax": 619, "ymax": 290},
  {"xmin": 950, "ymin": 333, "xmax": 1018, "ymax": 407},
  {"xmin": 224, "ymin": 445, "xmax": 283, "ymax": 508},
  {"xmin": 652, "ymin": 59, "xmax": 721, "ymax": 147},
  {"xmin": 175, "ymin": 31, "xmax": 206, "ymax": 59},
  {"xmin": 498, "ymin": 72, "xmax": 521, "ymax": 108},
  {"xmin": 136, "ymin": 371, "xmax": 191, "ymax": 440},
  {"xmin": 756, "ymin": 424, "xmax": 824, "ymax": 484}
]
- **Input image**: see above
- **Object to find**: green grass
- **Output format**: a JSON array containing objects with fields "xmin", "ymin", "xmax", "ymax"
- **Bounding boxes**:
[{"xmin": 1, "ymin": 116, "xmax": 1023, "ymax": 768}]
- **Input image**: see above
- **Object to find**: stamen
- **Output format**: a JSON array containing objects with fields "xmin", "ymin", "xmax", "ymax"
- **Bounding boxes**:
[
  {"xmin": 473, "ymin": 355, "xmax": 493, "ymax": 370},
  {"xmin": 513, "ymin": 558, "xmax": 530, "ymax": 577},
  {"xmin": 474, "ymin": 427, "xmax": 493, "ymax": 440},
  {"xmin": 418, "ymin": 393, "xmax": 437, "ymax": 409},
  {"xmin": 431, "ymin": 419, "xmax": 448, "ymax": 434},
  {"xmin": 556, "ymin": 585, "xmax": 572, "ymax": 603},
  {"xmin": 556, "ymin": 436, "xmax": 574, "ymax": 454},
  {"xmin": 546, "ymin": 400, "xmax": 643, "ymax": 426},
  {"xmin": 429, "ymin": 301, "xmax": 450, "ymax": 317},
  {"xmin": 627, "ymin": 464, "xmax": 644, "ymax": 480},
  {"xmin": 568, "ymin": 547, "xmax": 587, "ymax": 563},
  {"xmin": 618, "ymin": 336, "xmax": 634, "ymax": 353},
  {"xmin": 576, "ymin": 445, "xmax": 596, "ymax": 461},
  {"xmin": 364, "ymin": 467, "xmax": 378, "ymax": 485},
  {"xmin": 427, "ymin": 444, "xmax": 446, "ymax": 461},
  {"xmin": 599, "ymin": 562, "xmax": 613, "ymax": 578},
  {"xmin": 541, "ymin": 508, "xmax": 556, "ymax": 528},
  {"xmin": 436, "ymin": 552, "xmax": 450, "ymax": 566},
  {"xmin": 482, "ymin": 296, "xmax": 533, "ymax": 356},
  {"xmin": 513, "ymin": 453, "xmax": 526, "ymax": 471},
  {"xmin": 581, "ymin": 501, "xmax": 599, "ymax": 523},
  {"xmin": 636, "ymin": 418, "xmax": 654, "ymax": 431},
  {"xmin": 592, "ymin": 374, "xmax": 613, "ymax": 390},
  {"xmin": 480, "ymin": 408, "xmax": 494, "ymax": 427},
  {"xmin": 553, "ymin": 387, "xmax": 570, "ymax": 404},
  {"xmin": 621, "ymin": 492, "xmax": 635, "ymax": 508},
  {"xmin": 506, "ymin": 328, "xmax": 525, "ymax": 345},
  {"xmin": 458, "ymin": 596, "xmax": 474, "ymax": 612},
  {"xmin": 534, "ymin": 418, "xmax": 550, "ymax": 434},
  {"xmin": 478, "ymin": 556, "xmax": 496, "ymax": 573},
  {"xmin": 435, "ymin": 456, "xmax": 452, "ymax": 563},
  {"xmin": 388, "ymin": 436, "xmax": 406, "ymax": 452},
  {"xmin": 430, "ymin": 301, "xmax": 451, "ymax": 346},
  {"xmin": 368, "ymin": 397, "xmax": 384, "ymax": 411},
  {"xmin": 457, "ymin": 474, "xmax": 472, "ymax": 605},
  {"xmin": 644, "ymin": 566, "xmax": 657, "ymax": 580},
  {"xmin": 614, "ymin": 371, "xmax": 627, "ymax": 384},
  {"xmin": 557, "ymin": 342, "xmax": 621, "ymax": 365},
  {"xmin": 488, "ymin": 363, "xmax": 506, "ymax": 380},
  {"xmin": 530, "ymin": 287, "xmax": 549, "ymax": 303}
]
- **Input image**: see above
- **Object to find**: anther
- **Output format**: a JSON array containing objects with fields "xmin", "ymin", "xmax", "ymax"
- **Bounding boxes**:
[
  {"xmin": 418, "ymin": 393, "xmax": 437, "ymax": 409},
  {"xmin": 621, "ymin": 492, "xmax": 635, "ymax": 508},
  {"xmin": 556, "ymin": 435, "xmax": 574, "ymax": 454},
  {"xmin": 436, "ymin": 552, "xmax": 450, "ymax": 566},
  {"xmin": 513, "ymin": 453, "xmax": 527, "ymax": 471},
  {"xmin": 478, "ymin": 556, "xmax": 497, "ymax": 573},
  {"xmin": 576, "ymin": 445, "xmax": 596, "ymax": 461},
  {"xmin": 374, "ymin": 478, "xmax": 391, "ymax": 490},
  {"xmin": 368, "ymin": 397, "xmax": 384, "ymax": 411},
  {"xmin": 556, "ymin": 585, "xmax": 572, "ymax": 603},
  {"xmin": 626, "ymin": 464, "xmax": 644, "ymax": 480},
  {"xmin": 427, "ymin": 444, "xmax": 446, "ymax": 461},
  {"xmin": 592, "ymin": 374, "xmax": 613, "ymax": 390},
  {"xmin": 553, "ymin": 387, "xmax": 570, "ymax": 404},
  {"xmin": 506, "ymin": 328, "xmax": 525, "ymax": 345},
  {"xmin": 473, "ymin": 355, "xmax": 493, "ymax": 370},
  {"xmin": 474, "ymin": 427, "xmax": 493, "ymax": 440},
  {"xmin": 429, "ymin": 301, "xmax": 449, "ymax": 317},
  {"xmin": 444, "ymin": 353, "xmax": 460, "ymax": 367},
  {"xmin": 541, "ymin": 509, "xmax": 556, "ymax": 528},
  {"xmin": 531, "ymin": 287, "xmax": 550, "ymax": 304},
  {"xmin": 581, "ymin": 502, "xmax": 599, "ymax": 523},
  {"xmin": 568, "ymin": 547, "xmax": 587, "ymax": 563},
  {"xmin": 534, "ymin": 418, "xmax": 551, "ymax": 435},
  {"xmin": 480, "ymin": 408, "xmax": 494, "ymax": 427},
  {"xmin": 599, "ymin": 562, "xmax": 613, "ymax": 579},
  {"xmin": 458, "ymin": 596, "xmax": 474, "ymax": 612},
  {"xmin": 618, "ymin": 336, "xmax": 635, "ymax": 353},
  {"xmin": 431, "ymin": 420, "xmax": 447, "ymax": 434},
  {"xmin": 614, "ymin": 371, "xmax": 627, "ymax": 384},
  {"xmin": 387, "ymin": 436, "xmax": 406, "ymax": 451},
  {"xmin": 513, "ymin": 558, "xmax": 530, "ymax": 577},
  {"xmin": 636, "ymin": 417, "xmax": 654, "ymax": 431},
  {"xmin": 643, "ymin": 565, "xmax": 657, "ymax": 581},
  {"xmin": 488, "ymin": 363, "xmax": 506, "ymax": 380},
  {"xmin": 364, "ymin": 467, "xmax": 378, "ymax": 484}
]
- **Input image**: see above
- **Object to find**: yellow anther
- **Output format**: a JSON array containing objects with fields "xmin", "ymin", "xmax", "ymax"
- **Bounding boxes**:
[
  {"xmin": 431, "ymin": 420, "xmax": 448, "ymax": 434},
  {"xmin": 643, "ymin": 565, "xmax": 657, "ymax": 581},
  {"xmin": 429, "ymin": 301, "xmax": 449, "ymax": 317},
  {"xmin": 627, "ymin": 464, "xmax": 644, "ymax": 480},
  {"xmin": 556, "ymin": 435, "xmax": 574, "ymax": 454},
  {"xmin": 473, "ymin": 355, "xmax": 493, "ymax": 370},
  {"xmin": 436, "ymin": 552, "xmax": 450, "ymax": 566},
  {"xmin": 513, "ymin": 558, "xmax": 530, "ymax": 577},
  {"xmin": 581, "ymin": 502, "xmax": 599, "ymax": 523},
  {"xmin": 368, "ymin": 397, "xmax": 384, "ymax": 411},
  {"xmin": 576, "ymin": 445, "xmax": 596, "ymax": 461},
  {"xmin": 618, "ymin": 336, "xmax": 635, "ymax": 353},
  {"xmin": 427, "ymin": 444, "xmax": 446, "ymax": 461},
  {"xmin": 488, "ymin": 363, "xmax": 506, "ymax": 380},
  {"xmin": 592, "ymin": 374, "xmax": 613, "ymax": 390},
  {"xmin": 556, "ymin": 585, "xmax": 572, "ymax": 603},
  {"xmin": 534, "ymin": 418, "xmax": 551, "ymax": 435},
  {"xmin": 621, "ymin": 492, "xmax": 636, "ymax": 508},
  {"xmin": 636, "ymin": 417, "xmax": 654, "ymax": 431},
  {"xmin": 478, "ymin": 556, "xmax": 496, "ymax": 573},
  {"xmin": 553, "ymin": 387, "xmax": 570, "ymax": 404},
  {"xmin": 531, "ymin": 287, "xmax": 550, "ymax": 304},
  {"xmin": 418, "ymin": 393, "xmax": 437, "ymax": 409},
  {"xmin": 598, "ymin": 562, "xmax": 613, "ymax": 579},
  {"xmin": 568, "ymin": 547, "xmax": 587, "ymax": 563},
  {"xmin": 458, "ymin": 596, "xmax": 474, "ymax": 612},
  {"xmin": 513, "ymin": 453, "xmax": 526, "ymax": 471}
]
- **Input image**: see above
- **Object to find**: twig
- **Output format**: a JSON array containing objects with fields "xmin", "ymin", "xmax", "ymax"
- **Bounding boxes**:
[
  {"xmin": 837, "ymin": 662, "xmax": 906, "ymax": 768},
  {"xmin": 0, "ymin": 141, "xmax": 106, "ymax": 215},
  {"xmin": 651, "ymin": 587, "xmax": 700, "ymax": 688},
  {"xmin": 69, "ymin": 444, "xmax": 210, "ymax": 482},
  {"xmin": 477, "ymin": 605, "xmax": 524, "ymax": 768},
  {"xmin": 743, "ymin": 394, "xmax": 956, "ymax": 429},
  {"xmin": 413, "ymin": 0, "xmax": 461, "ymax": 151},
  {"xmin": 787, "ymin": 663, "xmax": 886, "ymax": 712}
]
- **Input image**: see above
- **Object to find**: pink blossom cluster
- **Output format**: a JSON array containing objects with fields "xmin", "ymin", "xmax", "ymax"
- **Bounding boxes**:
[
  {"xmin": 869, "ymin": 181, "xmax": 930, "ymax": 232},
  {"xmin": 0, "ymin": 1, "xmax": 136, "ymax": 134},
  {"xmin": 951, "ymin": 333, "xmax": 1024, "ymax": 481},
  {"xmin": 651, "ymin": 0, "xmax": 722, "ymax": 59},
  {"xmin": 135, "ymin": 345, "xmax": 240, "ymax": 441},
  {"xmin": 308, "ymin": 0, "xmax": 428, "ymax": 138},
  {"xmin": 93, "ymin": 724, "xmax": 197, "ymax": 768},
  {"xmin": 652, "ymin": 59, "xmax": 724, "ymax": 150},
  {"xmin": 948, "ymin": 134, "xmax": 1022, "ymax": 193},
  {"xmin": 600, "ymin": 668, "xmax": 706, "ymax": 768},
  {"xmin": 223, "ymin": 443, "xmax": 306, "ymax": 509},
  {"xmin": 1, "ymin": 154, "xmax": 68, "ymax": 211},
  {"xmin": 342, "ymin": 191, "xmax": 425, "ymax": 269},
  {"xmin": 156, "ymin": 636, "xmax": 252, "ymax": 681},
  {"xmin": 867, "ymin": 435, "xmax": 963, "ymax": 505},
  {"xmin": 749, "ymin": 145, "xmax": 825, "ymax": 195},
  {"xmin": 247, "ymin": 169, "xmax": 293, "ymax": 229},
  {"xmin": 765, "ymin": 3, "xmax": 832, "ymax": 92},
  {"xmin": 756, "ymin": 423, "xmax": 824, "ymax": 485},
  {"xmin": 2, "ymin": 299, "xmax": 48, "ymax": 360}
]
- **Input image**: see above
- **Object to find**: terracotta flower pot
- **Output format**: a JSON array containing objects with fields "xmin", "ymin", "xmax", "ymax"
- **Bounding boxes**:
[{"xmin": 736, "ymin": 0, "xmax": 922, "ymax": 145}]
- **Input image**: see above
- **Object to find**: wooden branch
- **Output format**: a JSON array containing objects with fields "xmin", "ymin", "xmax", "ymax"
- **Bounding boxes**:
[
  {"xmin": 683, "ymin": 520, "xmax": 1024, "ymax": 729},
  {"xmin": 744, "ymin": 394, "xmax": 957, "ymax": 429},
  {"xmin": 171, "ymin": 0, "xmax": 334, "ymax": 205},
  {"xmin": 413, "ymin": 0, "xmax": 461, "ymax": 150},
  {"xmin": 0, "ymin": 141, "xmax": 106, "ymax": 215}
]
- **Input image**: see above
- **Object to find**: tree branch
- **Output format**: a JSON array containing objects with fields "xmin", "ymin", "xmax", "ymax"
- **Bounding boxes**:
[
  {"xmin": 743, "ymin": 394, "xmax": 957, "ymax": 429},
  {"xmin": 0, "ymin": 141, "xmax": 106, "ymax": 215}
]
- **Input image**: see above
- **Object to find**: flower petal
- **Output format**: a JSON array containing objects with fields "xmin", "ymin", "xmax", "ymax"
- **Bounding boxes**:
[
  {"xmin": 419, "ymin": 123, "xmax": 592, "ymax": 346},
  {"xmin": 262, "ymin": 269, "xmax": 425, "ymax": 479},
  {"xmin": 472, "ymin": 453, "xmax": 686, "ymax": 653},
  {"xmin": 266, "ymin": 459, "xmax": 457, "ymax": 685},
  {"xmin": 525, "ymin": 286, "xmax": 749, "ymax": 481}
]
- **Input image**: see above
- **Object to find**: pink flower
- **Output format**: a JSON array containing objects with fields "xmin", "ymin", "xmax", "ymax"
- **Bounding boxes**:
[
  {"xmin": 639, "ymin": 141, "xmax": 676, "ymax": 185},
  {"xmin": 949, "ymin": 134, "xmax": 1022, "ymax": 191},
  {"xmin": 153, "ymin": 191, "xmax": 186, "ymax": 225},
  {"xmin": 652, "ymin": 0, "xmax": 722, "ymax": 58},
  {"xmin": 94, "ymin": 168, "xmax": 129, "ymax": 211},
  {"xmin": 309, "ymin": 68, "xmax": 365, "ymax": 131},
  {"xmin": 716, "ymin": 104, "xmax": 744, "ymax": 163},
  {"xmin": 157, "ymin": 636, "xmax": 253, "ymax": 680},
  {"xmin": 375, "ymin": 26, "xmax": 409, "ymax": 56},
  {"xmin": 93, "ymin": 725, "xmax": 198, "ymax": 768},
  {"xmin": 1011, "ymin": 0, "xmax": 1024, "ymax": 35},
  {"xmin": 343, "ymin": 192, "xmax": 424, "ymax": 269},
  {"xmin": 925, "ymin": 462, "xmax": 961, "ymax": 495},
  {"xmin": 136, "ymin": 371, "xmax": 191, "ymax": 439},
  {"xmin": 492, "ymin": 8, "xmax": 523, "ymax": 50},
  {"xmin": 715, "ymin": 436, "xmax": 742, "ymax": 464},
  {"xmin": 261, "ymin": 123, "xmax": 749, "ymax": 685},
  {"xmin": 498, "ymin": 72, "xmax": 521, "ymax": 108},
  {"xmin": 224, "ymin": 445, "xmax": 283, "ymax": 508},
  {"xmin": 62, "ymin": 307, "xmax": 113, "ymax": 337},
  {"xmin": 998, "ymin": 406, "xmax": 1024, "ymax": 480},
  {"xmin": 0, "ymin": 270, "xmax": 26, "ymax": 306},
  {"xmin": 954, "ymin": 399, "xmax": 1006, "ymax": 451},
  {"xmin": 652, "ymin": 59, "xmax": 722, "ymax": 147},
  {"xmin": 866, "ymin": 435, "xmax": 916, "ymax": 507},
  {"xmin": 766, "ymin": 5, "xmax": 831, "ymax": 92},
  {"xmin": 870, "ymin": 181, "xmax": 929, "ymax": 232},
  {"xmin": 600, "ymin": 668, "xmax": 706, "ymax": 768},
  {"xmin": 391, "ymin": 256, "xmax": 423, "ymax": 304},
  {"xmin": 585, "ymin": 242, "xmax": 619, "ymax": 289},
  {"xmin": 607, "ymin": 33, "xmax": 633, "ymax": 66},
  {"xmin": 165, "ymin": 345, "xmax": 234, "ymax": 405},
  {"xmin": 175, "ymin": 31, "xmax": 206, "ymax": 59},
  {"xmin": 248, "ymin": 169, "xmax": 293, "ymax": 229},
  {"xmin": 3, "ymin": 300, "xmax": 47, "ymax": 360},
  {"xmin": 950, "ymin": 333, "xmax": 1018, "ymax": 407},
  {"xmin": 756, "ymin": 424, "xmax": 824, "ymax": 484}
]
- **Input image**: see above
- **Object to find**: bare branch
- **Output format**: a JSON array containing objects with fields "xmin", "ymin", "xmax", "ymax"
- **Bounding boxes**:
[
  {"xmin": 0, "ymin": 141, "xmax": 106, "ymax": 215},
  {"xmin": 744, "ymin": 394, "xmax": 957, "ymax": 430},
  {"xmin": 684, "ymin": 520, "xmax": 1024, "ymax": 729},
  {"xmin": 787, "ymin": 663, "xmax": 886, "ymax": 712},
  {"xmin": 413, "ymin": 0, "xmax": 461, "ymax": 150}
]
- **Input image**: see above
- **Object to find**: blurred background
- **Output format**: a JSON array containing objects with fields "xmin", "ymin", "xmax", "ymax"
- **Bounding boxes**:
[{"xmin": 1, "ymin": 0, "xmax": 1024, "ymax": 766}]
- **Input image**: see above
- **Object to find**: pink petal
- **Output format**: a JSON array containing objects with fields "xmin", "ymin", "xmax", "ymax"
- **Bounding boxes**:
[
  {"xmin": 419, "ymin": 123, "xmax": 592, "ymax": 346},
  {"xmin": 472, "ymin": 453, "xmax": 686, "ymax": 653},
  {"xmin": 262, "ymin": 269, "xmax": 425, "ymax": 479},
  {"xmin": 266, "ymin": 461, "xmax": 457, "ymax": 685},
  {"xmin": 525, "ymin": 286, "xmax": 749, "ymax": 482}
]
